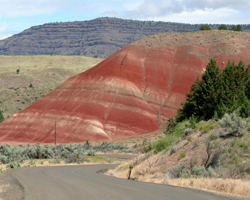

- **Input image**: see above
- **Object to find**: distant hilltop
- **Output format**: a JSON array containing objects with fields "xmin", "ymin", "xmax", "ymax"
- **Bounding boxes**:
[{"xmin": 0, "ymin": 17, "xmax": 249, "ymax": 58}]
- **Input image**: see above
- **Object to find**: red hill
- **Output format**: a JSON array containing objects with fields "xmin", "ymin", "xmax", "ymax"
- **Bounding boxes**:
[{"xmin": 1, "ymin": 30, "xmax": 250, "ymax": 144}]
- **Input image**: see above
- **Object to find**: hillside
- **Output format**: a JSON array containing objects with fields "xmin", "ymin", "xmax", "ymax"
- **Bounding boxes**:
[
  {"xmin": 0, "ymin": 30, "xmax": 249, "ymax": 144},
  {"xmin": 107, "ymin": 117, "xmax": 250, "ymax": 198},
  {"xmin": 0, "ymin": 17, "xmax": 250, "ymax": 58},
  {"xmin": 0, "ymin": 55, "xmax": 103, "ymax": 118}
]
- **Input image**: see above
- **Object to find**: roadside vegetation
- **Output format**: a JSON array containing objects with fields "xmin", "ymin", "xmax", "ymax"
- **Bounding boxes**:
[
  {"xmin": 107, "ymin": 59, "xmax": 250, "ymax": 198},
  {"xmin": 0, "ymin": 142, "xmax": 130, "ymax": 172}
]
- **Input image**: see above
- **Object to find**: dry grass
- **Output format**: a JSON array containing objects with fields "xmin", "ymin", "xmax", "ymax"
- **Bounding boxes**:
[
  {"xmin": 134, "ymin": 30, "xmax": 250, "ymax": 49},
  {"xmin": 0, "ymin": 184, "xmax": 10, "ymax": 196},
  {"xmin": 133, "ymin": 30, "xmax": 250, "ymax": 61},
  {"xmin": 0, "ymin": 55, "xmax": 103, "ymax": 117},
  {"xmin": 107, "ymin": 120, "xmax": 250, "ymax": 198},
  {"xmin": 168, "ymin": 178, "xmax": 250, "ymax": 198},
  {"xmin": 112, "ymin": 128, "xmax": 165, "ymax": 149}
]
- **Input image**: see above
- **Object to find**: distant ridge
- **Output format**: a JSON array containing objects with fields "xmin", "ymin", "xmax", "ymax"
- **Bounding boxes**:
[{"xmin": 0, "ymin": 17, "xmax": 249, "ymax": 58}]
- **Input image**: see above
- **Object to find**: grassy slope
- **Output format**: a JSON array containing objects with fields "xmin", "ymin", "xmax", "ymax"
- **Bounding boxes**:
[
  {"xmin": 0, "ymin": 55, "xmax": 103, "ymax": 118},
  {"xmin": 107, "ymin": 118, "xmax": 250, "ymax": 197}
]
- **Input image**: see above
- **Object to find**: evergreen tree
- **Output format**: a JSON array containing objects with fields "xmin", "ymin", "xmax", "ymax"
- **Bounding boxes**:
[
  {"xmin": 245, "ymin": 65, "xmax": 250, "ymax": 98},
  {"xmin": 237, "ymin": 25, "xmax": 242, "ymax": 31},
  {"xmin": 0, "ymin": 111, "xmax": 4, "ymax": 123},
  {"xmin": 176, "ymin": 60, "xmax": 250, "ymax": 122},
  {"xmin": 232, "ymin": 25, "xmax": 242, "ymax": 31},
  {"xmin": 218, "ymin": 24, "xmax": 227, "ymax": 30},
  {"xmin": 177, "ymin": 59, "xmax": 222, "ymax": 121},
  {"xmin": 200, "ymin": 25, "xmax": 211, "ymax": 31}
]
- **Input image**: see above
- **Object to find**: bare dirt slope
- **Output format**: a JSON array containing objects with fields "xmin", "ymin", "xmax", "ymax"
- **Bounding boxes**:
[
  {"xmin": 0, "ymin": 55, "xmax": 103, "ymax": 118},
  {"xmin": 0, "ymin": 30, "xmax": 250, "ymax": 144}
]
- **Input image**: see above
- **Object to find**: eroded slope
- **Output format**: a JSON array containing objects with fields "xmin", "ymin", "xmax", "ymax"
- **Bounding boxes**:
[{"xmin": 0, "ymin": 31, "xmax": 250, "ymax": 144}]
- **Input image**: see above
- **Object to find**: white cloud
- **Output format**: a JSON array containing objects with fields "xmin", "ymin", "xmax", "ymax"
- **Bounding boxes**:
[
  {"xmin": 0, "ymin": 34, "xmax": 12, "ymax": 40},
  {"xmin": 123, "ymin": 0, "xmax": 250, "ymax": 23},
  {"xmin": 182, "ymin": 0, "xmax": 250, "ymax": 11},
  {"xmin": 145, "ymin": 8, "xmax": 248, "ymax": 24}
]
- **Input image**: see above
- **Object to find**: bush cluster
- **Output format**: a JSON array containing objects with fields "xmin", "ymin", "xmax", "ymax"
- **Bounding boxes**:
[
  {"xmin": 169, "ymin": 164, "xmax": 217, "ymax": 178},
  {"xmin": 219, "ymin": 112, "xmax": 246, "ymax": 137},
  {"xmin": 0, "ymin": 142, "xmax": 128, "ymax": 164},
  {"xmin": 177, "ymin": 59, "xmax": 250, "ymax": 121},
  {"xmin": 0, "ymin": 111, "xmax": 4, "ymax": 123},
  {"xmin": 200, "ymin": 25, "xmax": 211, "ymax": 30},
  {"xmin": 218, "ymin": 24, "xmax": 227, "ymax": 30},
  {"xmin": 232, "ymin": 25, "xmax": 242, "ymax": 31}
]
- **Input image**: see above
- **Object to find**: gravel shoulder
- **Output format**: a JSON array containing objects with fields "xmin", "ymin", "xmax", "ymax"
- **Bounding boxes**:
[{"xmin": 0, "ymin": 169, "xmax": 24, "ymax": 200}]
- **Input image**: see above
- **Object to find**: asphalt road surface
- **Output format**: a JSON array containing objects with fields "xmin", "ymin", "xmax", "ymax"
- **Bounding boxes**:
[{"xmin": 12, "ymin": 164, "xmax": 246, "ymax": 200}]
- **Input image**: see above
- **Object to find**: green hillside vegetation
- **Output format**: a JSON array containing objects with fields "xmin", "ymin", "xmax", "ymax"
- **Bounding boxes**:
[
  {"xmin": 0, "ymin": 111, "xmax": 4, "ymax": 123},
  {"xmin": 177, "ymin": 59, "xmax": 250, "ymax": 121},
  {"xmin": 108, "ymin": 60, "xmax": 250, "ymax": 197},
  {"xmin": 0, "ymin": 55, "xmax": 103, "ymax": 119},
  {"xmin": 232, "ymin": 25, "xmax": 242, "ymax": 32}
]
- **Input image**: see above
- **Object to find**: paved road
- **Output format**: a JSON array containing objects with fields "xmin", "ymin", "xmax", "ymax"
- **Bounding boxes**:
[
  {"xmin": 95, "ymin": 154, "xmax": 137, "ymax": 159},
  {"xmin": 13, "ymin": 164, "xmax": 242, "ymax": 200}
]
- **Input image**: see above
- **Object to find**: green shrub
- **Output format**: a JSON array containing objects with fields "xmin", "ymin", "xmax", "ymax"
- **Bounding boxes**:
[
  {"xmin": 7, "ymin": 162, "xmax": 21, "ymax": 169},
  {"xmin": 0, "ymin": 111, "xmax": 4, "ymax": 123},
  {"xmin": 182, "ymin": 127, "xmax": 193, "ymax": 136},
  {"xmin": 87, "ymin": 150, "xmax": 96, "ymax": 156},
  {"xmin": 0, "ymin": 142, "xmax": 129, "ymax": 164},
  {"xmin": 163, "ymin": 117, "xmax": 176, "ymax": 135},
  {"xmin": 169, "ymin": 164, "xmax": 190, "ymax": 178},
  {"xmin": 219, "ymin": 112, "xmax": 246, "ymax": 137},
  {"xmin": 65, "ymin": 152, "xmax": 86, "ymax": 164},
  {"xmin": 200, "ymin": 25, "xmax": 211, "ymax": 31},
  {"xmin": 174, "ymin": 120, "xmax": 191, "ymax": 137},
  {"xmin": 151, "ymin": 137, "xmax": 175, "ymax": 153},
  {"xmin": 218, "ymin": 24, "xmax": 227, "ymax": 30},
  {"xmin": 208, "ymin": 134, "xmax": 216, "ymax": 141},
  {"xmin": 193, "ymin": 141, "xmax": 198, "ymax": 147},
  {"xmin": 198, "ymin": 120, "xmax": 219, "ymax": 133},
  {"xmin": 192, "ymin": 166, "xmax": 217, "ymax": 177},
  {"xmin": 179, "ymin": 152, "xmax": 186, "ymax": 159},
  {"xmin": 192, "ymin": 166, "xmax": 208, "ymax": 177}
]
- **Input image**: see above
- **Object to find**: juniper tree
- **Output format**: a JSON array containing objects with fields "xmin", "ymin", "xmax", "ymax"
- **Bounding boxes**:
[
  {"xmin": 218, "ymin": 24, "xmax": 227, "ymax": 30},
  {"xmin": 200, "ymin": 25, "xmax": 211, "ymax": 31},
  {"xmin": 177, "ymin": 59, "xmax": 250, "ymax": 122},
  {"xmin": 0, "ymin": 111, "xmax": 4, "ymax": 123},
  {"xmin": 177, "ymin": 59, "xmax": 222, "ymax": 121}
]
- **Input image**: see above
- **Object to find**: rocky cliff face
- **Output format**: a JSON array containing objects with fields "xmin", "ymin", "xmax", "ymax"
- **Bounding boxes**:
[
  {"xmin": 0, "ymin": 30, "xmax": 250, "ymax": 144},
  {"xmin": 0, "ymin": 17, "xmax": 249, "ymax": 58}
]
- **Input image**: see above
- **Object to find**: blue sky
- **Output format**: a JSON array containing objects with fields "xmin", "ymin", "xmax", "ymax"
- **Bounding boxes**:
[{"xmin": 0, "ymin": 0, "xmax": 250, "ymax": 40}]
